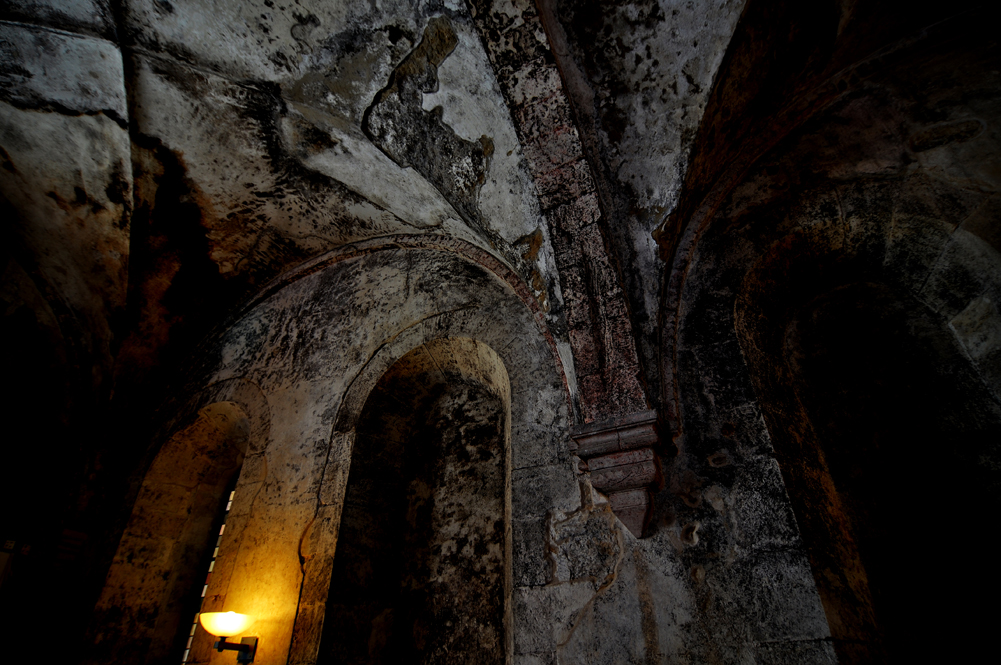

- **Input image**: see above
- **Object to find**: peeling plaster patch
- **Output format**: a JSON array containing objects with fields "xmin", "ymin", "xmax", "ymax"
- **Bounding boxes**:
[
  {"xmin": 293, "ymin": 110, "xmax": 462, "ymax": 229},
  {"xmin": 288, "ymin": 24, "xmax": 413, "ymax": 132},
  {"xmin": 364, "ymin": 16, "xmax": 490, "ymax": 229},
  {"xmin": 421, "ymin": 19, "xmax": 546, "ymax": 248}
]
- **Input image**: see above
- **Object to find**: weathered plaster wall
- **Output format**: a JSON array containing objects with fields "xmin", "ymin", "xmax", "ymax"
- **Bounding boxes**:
[
  {"xmin": 10, "ymin": 1, "xmax": 998, "ymax": 663},
  {"xmin": 170, "ymin": 245, "xmax": 584, "ymax": 665},
  {"xmin": 99, "ymin": 241, "xmax": 835, "ymax": 665},
  {"xmin": 116, "ymin": 0, "xmax": 568, "ymax": 395}
]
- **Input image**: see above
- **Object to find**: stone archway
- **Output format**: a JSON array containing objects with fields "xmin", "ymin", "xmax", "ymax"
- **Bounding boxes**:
[
  {"xmin": 734, "ymin": 224, "xmax": 1001, "ymax": 662},
  {"xmin": 88, "ymin": 401, "xmax": 252, "ymax": 665},
  {"xmin": 318, "ymin": 337, "xmax": 511, "ymax": 665}
]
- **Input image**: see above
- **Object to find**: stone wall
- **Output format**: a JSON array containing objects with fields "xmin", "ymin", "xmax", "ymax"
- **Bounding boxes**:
[
  {"xmin": 5, "ymin": 1, "xmax": 997, "ymax": 664},
  {"xmin": 88, "ymin": 239, "xmax": 838, "ymax": 664},
  {"xmin": 664, "ymin": 7, "xmax": 1001, "ymax": 662}
]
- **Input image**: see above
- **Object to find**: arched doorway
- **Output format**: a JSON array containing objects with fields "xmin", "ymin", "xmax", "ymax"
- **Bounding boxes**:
[{"xmin": 319, "ymin": 338, "xmax": 511, "ymax": 665}]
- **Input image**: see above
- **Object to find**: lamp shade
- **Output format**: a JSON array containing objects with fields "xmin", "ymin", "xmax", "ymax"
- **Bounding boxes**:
[{"xmin": 199, "ymin": 611, "xmax": 254, "ymax": 637}]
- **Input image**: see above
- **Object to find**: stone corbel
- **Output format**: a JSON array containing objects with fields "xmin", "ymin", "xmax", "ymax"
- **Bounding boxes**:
[{"xmin": 570, "ymin": 410, "xmax": 662, "ymax": 537}]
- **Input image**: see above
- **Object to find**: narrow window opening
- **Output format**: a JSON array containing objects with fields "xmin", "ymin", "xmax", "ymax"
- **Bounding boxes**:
[{"xmin": 182, "ymin": 489, "xmax": 236, "ymax": 665}]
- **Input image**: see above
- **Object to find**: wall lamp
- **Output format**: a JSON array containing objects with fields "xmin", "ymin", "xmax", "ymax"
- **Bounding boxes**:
[{"xmin": 199, "ymin": 612, "xmax": 258, "ymax": 663}]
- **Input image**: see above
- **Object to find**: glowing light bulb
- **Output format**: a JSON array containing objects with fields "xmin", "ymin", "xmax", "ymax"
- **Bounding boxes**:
[{"xmin": 199, "ymin": 611, "xmax": 254, "ymax": 637}]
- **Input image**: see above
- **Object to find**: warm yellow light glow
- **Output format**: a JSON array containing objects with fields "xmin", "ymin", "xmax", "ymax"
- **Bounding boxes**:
[{"xmin": 199, "ymin": 611, "xmax": 254, "ymax": 637}]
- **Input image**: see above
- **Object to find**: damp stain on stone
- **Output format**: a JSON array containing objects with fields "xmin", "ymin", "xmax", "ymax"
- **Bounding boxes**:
[
  {"xmin": 290, "ymin": 13, "xmax": 320, "ymax": 43},
  {"xmin": 681, "ymin": 521, "xmax": 700, "ymax": 546},
  {"xmin": 120, "ymin": 135, "xmax": 244, "ymax": 383},
  {"xmin": 514, "ymin": 228, "xmax": 544, "ymax": 262}
]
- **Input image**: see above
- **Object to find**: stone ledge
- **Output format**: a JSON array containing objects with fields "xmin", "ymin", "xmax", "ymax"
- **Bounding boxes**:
[{"xmin": 570, "ymin": 410, "xmax": 662, "ymax": 537}]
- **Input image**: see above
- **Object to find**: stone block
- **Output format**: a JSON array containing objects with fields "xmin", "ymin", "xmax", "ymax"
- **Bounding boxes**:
[
  {"xmin": 919, "ymin": 228, "xmax": 1001, "ymax": 319},
  {"xmin": 606, "ymin": 489, "xmax": 652, "ymax": 538},
  {"xmin": 512, "ymin": 464, "xmax": 580, "ymax": 519},
  {"xmin": 515, "ymin": 93, "xmax": 585, "ymax": 174},
  {"xmin": 511, "ymin": 422, "xmax": 566, "ymax": 470},
  {"xmin": 512, "ymin": 582, "xmax": 596, "ymax": 655},
  {"xmin": 549, "ymin": 503, "xmax": 622, "ymax": 587},
  {"xmin": 588, "ymin": 449, "xmax": 659, "ymax": 493},
  {"xmin": 572, "ymin": 411, "xmax": 658, "ymax": 454},
  {"xmin": 534, "ymin": 157, "xmax": 595, "ymax": 212},
  {"xmin": 0, "ymin": 0, "xmax": 116, "ymax": 37},
  {"xmin": 728, "ymin": 456, "xmax": 801, "ymax": 553},
  {"xmin": 710, "ymin": 548, "xmax": 830, "ymax": 644},
  {"xmin": 512, "ymin": 517, "xmax": 550, "ymax": 587}
]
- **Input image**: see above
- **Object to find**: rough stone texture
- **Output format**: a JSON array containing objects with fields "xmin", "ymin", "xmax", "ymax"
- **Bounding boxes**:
[
  {"xmin": 88, "ymin": 401, "xmax": 252, "ymax": 665},
  {"xmin": 538, "ymin": 0, "xmax": 747, "ymax": 405},
  {"xmin": 146, "ymin": 246, "xmax": 580, "ymax": 665},
  {"xmin": 662, "ymin": 6, "xmax": 1001, "ymax": 661},
  {"xmin": 4, "ymin": 2, "xmax": 999, "ymax": 665},
  {"xmin": 467, "ymin": 0, "xmax": 649, "ymax": 424},
  {"xmin": 318, "ymin": 343, "xmax": 508, "ymax": 665}
]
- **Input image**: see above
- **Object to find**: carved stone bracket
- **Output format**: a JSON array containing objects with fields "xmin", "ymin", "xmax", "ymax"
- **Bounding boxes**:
[{"xmin": 570, "ymin": 410, "xmax": 662, "ymax": 537}]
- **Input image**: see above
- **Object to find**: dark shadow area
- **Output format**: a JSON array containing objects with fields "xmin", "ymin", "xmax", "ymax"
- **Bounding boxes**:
[
  {"xmin": 744, "ymin": 278, "xmax": 1001, "ymax": 662},
  {"xmin": 0, "ymin": 253, "xmax": 88, "ymax": 664},
  {"xmin": 787, "ymin": 281, "xmax": 1001, "ymax": 661}
]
